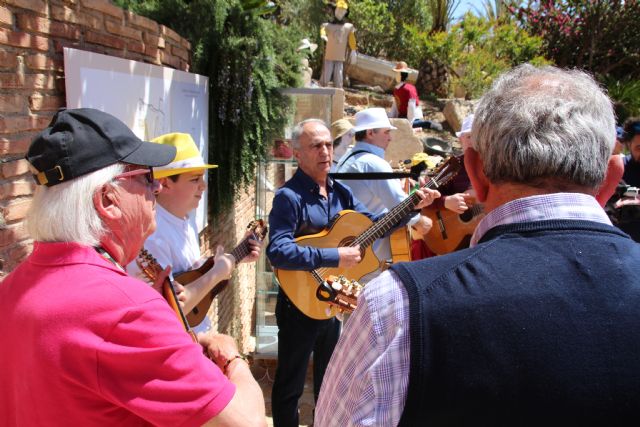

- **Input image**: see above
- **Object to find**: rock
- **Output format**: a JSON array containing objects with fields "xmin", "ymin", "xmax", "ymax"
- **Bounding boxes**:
[
  {"xmin": 345, "ymin": 91, "xmax": 369, "ymax": 106},
  {"xmin": 386, "ymin": 119, "xmax": 424, "ymax": 166},
  {"xmin": 369, "ymin": 94, "xmax": 393, "ymax": 108},
  {"xmin": 442, "ymin": 99, "xmax": 476, "ymax": 133}
]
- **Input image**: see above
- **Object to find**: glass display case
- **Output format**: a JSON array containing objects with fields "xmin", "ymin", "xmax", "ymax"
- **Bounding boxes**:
[{"xmin": 254, "ymin": 87, "xmax": 340, "ymax": 357}]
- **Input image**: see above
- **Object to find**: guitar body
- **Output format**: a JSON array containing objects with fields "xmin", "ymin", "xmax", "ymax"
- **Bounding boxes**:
[
  {"xmin": 389, "ymin": 226, "xmax": 412, "ymax": 263},
  {"xmin": 423, "ymin": 201, "xmax": 484, "ymax": 255},
  {"xmin": 274, "ymin": 210, "xmax": 381, "ymax": 320}
]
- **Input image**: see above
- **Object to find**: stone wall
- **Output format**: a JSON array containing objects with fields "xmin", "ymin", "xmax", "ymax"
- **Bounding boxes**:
[{"xmin": 0, "ymin": 0, "xmax": 258, "ymax": 350}]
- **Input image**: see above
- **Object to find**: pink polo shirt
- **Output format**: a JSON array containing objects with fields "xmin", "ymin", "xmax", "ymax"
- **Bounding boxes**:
[{"xmin": 0, "ymin": 242, "xmax": 235, "ymax": 427}]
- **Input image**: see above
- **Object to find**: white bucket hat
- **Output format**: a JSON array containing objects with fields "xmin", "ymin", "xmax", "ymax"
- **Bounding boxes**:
[
  {"xmin": 455, "ymin": 114, "xmax": 474, "ymax": 137},
  {"xmin": 352, "ymin": 108, "xmax": 397, "ymax": 133}
]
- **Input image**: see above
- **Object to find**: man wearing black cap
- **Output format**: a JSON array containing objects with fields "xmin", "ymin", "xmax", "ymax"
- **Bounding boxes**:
[{"xmin": 0, "ymin": 109, "xmax": 266, "ymax": 426}]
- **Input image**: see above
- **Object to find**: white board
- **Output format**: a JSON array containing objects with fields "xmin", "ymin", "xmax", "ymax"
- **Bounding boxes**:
[{"xmin": 63, "ymin": 47, "xmax": 210, "ymax": 230}]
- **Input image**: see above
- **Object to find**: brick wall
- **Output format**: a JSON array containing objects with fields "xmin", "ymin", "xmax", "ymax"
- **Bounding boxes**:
[{"xmin": 0, "ymin": 0, "xmax": 258, "ymax": 350}]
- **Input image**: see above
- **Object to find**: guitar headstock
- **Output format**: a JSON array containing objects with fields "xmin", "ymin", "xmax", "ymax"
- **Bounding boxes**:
[
  {"xmin": 315, "ymin": 275, "xmax": 363, "ymax": 314},
  {"xmin": 247, "ymin": 219, "xmax": 268, "ymax": 241},
  {"xmin": 136, "ymin": 248, "xmax": 162, "ymax": 282},
  {"xmin": 427, "ymin": 155, "xmax": 462, "ymax": 189}
]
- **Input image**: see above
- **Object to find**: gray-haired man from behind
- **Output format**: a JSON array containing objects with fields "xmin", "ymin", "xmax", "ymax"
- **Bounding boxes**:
[{"xmin": 316, "ymin": 65, "xmax": 640, "ymax": 426}]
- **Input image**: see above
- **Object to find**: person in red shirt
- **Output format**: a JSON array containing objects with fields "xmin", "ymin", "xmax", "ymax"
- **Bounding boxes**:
[{"xmin": 389, "ymin": 61, "xmax": 443, "ymax": 131}]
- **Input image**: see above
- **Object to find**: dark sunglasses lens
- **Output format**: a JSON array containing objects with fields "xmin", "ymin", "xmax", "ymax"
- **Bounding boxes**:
[{"xmin": 147, "ymin": 169, "xmax": 154, "ymax": 184}]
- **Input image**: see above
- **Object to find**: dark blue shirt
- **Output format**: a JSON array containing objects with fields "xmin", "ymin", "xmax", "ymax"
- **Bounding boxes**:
[
  {"xmin": 267, "ymin": 168, "xmax": 383, "ymax": 270},
  {"xmin": 623, "ymin": 154, "xmax": 640, "ymax": 187}
]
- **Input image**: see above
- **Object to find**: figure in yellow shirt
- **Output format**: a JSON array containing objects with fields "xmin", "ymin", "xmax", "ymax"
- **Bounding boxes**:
[{"xmin": 319, "ymin": 0, "xmax": 356, "ymax": 88}]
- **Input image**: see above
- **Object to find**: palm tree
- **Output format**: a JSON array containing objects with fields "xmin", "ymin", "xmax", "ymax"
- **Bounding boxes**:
[{"xmin": 429, "ymin": 0, "xmax": 461, "ymax": 33}]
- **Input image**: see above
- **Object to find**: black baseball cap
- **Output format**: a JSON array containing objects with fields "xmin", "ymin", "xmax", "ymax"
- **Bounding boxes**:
[{"xmin": 26, "ymin": 108, "xmax": 177, "ymax": 186}]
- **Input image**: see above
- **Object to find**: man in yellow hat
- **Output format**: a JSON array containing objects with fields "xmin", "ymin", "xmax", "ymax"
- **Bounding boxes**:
[{"xmin": 127, "ymin": 133, "xmax": 261, "ymax": 333}]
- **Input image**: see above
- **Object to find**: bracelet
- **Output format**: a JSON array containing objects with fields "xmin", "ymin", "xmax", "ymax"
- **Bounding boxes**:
[{"xmin": 223, "ymin": 354, "xmax": 249, "ymax": 372}]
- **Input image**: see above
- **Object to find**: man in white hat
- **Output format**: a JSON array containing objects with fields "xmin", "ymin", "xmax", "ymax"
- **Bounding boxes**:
[
  {"xmin": 335, "ymin": 107, "xmax": 436, "ymax": 271},
  {"xmin": 389, "ymin": 61, "xmax": 443, "ymax": 131},
  {"xmin": 127, "ymin": 133, "xmax": 261, "ymax": 333}
]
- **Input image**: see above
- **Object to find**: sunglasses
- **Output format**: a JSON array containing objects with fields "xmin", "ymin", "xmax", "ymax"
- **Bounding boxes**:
[{"xmin": 113, "ymin": 167, "xmax": 155, "ymax": 185}]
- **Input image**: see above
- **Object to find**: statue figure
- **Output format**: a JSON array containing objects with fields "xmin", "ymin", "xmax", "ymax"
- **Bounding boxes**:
[{"xmin": 319, "ymin": 0, "xmax": 356, "ymax": 88}]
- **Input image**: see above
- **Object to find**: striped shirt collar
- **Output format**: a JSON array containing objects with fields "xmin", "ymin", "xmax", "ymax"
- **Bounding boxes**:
[{"xmin": 470, "ymin": 192, "xmax": 611, "ymax": 247}]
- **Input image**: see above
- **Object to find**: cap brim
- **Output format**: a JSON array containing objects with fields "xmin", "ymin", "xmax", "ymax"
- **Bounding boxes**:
[
  {"xmin": 154, "ymin": 164, "xmax": 218, "ymax": 179},
  {"xmin": 121, "ymin": 140, "xmax": 177, "ymax": 168}
]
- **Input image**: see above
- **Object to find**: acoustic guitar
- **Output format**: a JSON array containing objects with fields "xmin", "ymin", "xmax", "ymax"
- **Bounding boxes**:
[
  {"xmin": 274, "ymin": 156, "xmax": 461, "ymax": 320},
  {"xmin": 423, "ymin": 199, "xmax": 484, "ymax": 255},
  {"xmin": 178, "ymin": 219, "xmax": 268, "ymax": 326},
  {"xmin": 136, "ymin": 249, "xmax": 198, "ymax": 343}
]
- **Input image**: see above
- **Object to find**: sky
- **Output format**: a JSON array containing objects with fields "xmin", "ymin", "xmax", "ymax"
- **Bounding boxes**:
[{"xmin": 453, "ymin": 0, "xmax": 488, "ymax": 19}]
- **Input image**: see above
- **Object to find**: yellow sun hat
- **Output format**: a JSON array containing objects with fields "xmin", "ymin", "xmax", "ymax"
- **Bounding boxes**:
[{"xmin": 150, "ymin": 133, "xmax": 217, "ymax": 179}]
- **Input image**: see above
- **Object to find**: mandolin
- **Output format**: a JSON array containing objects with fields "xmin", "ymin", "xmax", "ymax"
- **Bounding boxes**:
[
  {"xmin": 274, "ymin": 156, "xmax": 461, "ymax": 319},
  {"xmin": 178, "ymin": 220, "xmax": 268, "ymax": 325},
  {"xmin": 136, "ymin": 248, "xmax": 198, "ymax": 343}
]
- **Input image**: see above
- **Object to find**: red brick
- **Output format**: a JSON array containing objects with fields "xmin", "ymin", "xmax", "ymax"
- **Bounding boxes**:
[
  {"xmin": 85, "ymin": 30, "xmax": 125, "ymax": 50},
  {"xmin": 25, "ymin": 74, "xmax": 56, "ymax": 90},
  {"xmin": 0, "ymin": 115, "xmax": 51, "ymax": 134},
  {"xmin": 180, "ymin": 38, "xmax": 191, "ymax": 51},
  {"xmin": 105, "ymin": 19, "xmax": 141, "ymax": 40},
  {"xmin": 160, "ymin": 51, "xmax": 180, "ymax": 69},
  {"xmin": 144, "ymin": 46, "xmax": 160, "ymax": 64},
  {"xmin": 17, "ymin": 15, "xmax": 80, "ymax": 40},
  {"xmin": 0, "ymin": 5, "xmax": 12, "ymax": 26},
  {"xmin": 53, "ymin": 39, "xmax": 80, "ymax": 54},
  {"xmin": 171, "ymin": 44, "xmax": 188, "ymax": 61},
  {"xmin": 180, "ymin": 60, "xmax": 189, "ymax": 72},
  {"xmin": 1, "ymin": 159, "xmax": 31, "ymax": 178},
  {"xmin": 160, "ymin": 25, "xmax": 181, "ymax": 43},
  {"xmin": 81, "ymin": 0, "xmax": 124, "ymax": 20},
  {"xmin": 0, "ymin": 223, "xmax": 28, "ymax": 248},
  {"xmin": 0, "ymin": 135, "xmax": 33, "ymax": 155},
  {"xmin": 28, "ymin": 93, "xmax": 63, "ymax": 111},
  {"xmin": 0, "ymin": 180, "xmax": 35, "ymax": 198},
  {"xmin": 50, "ymin": 4, "xmax": 78, "ymax": 24},
  {"xmin": 127, "ymin": 39, "xmax": 144, "ymax": 54},
  {"xmin": 126, "ymin": 11, "xmax": 158, "ymax": 33},
  {"xmin": 78, "ymin": 12, "xmax": 102, "ymax": 30},
  {"xmin": 0, "ymin": 72, "xmax": 25, "ymax": 89},
  {"xmin": 4, "ymin": 0, "xmax": 47, "ymax": 14},
  {"xmin": 0, "ymin": 94, "xmax": 25, "ymax": 113},
  {"xmin": 0, "ymin": 28, "xmax": 49, "ymax": 51},
  {"xmin": 143, "ymin": 33, "xmax": 164, "ymax": 49},
  {"xmin": 25, "ymin": 54, "xmax": 62, "ymax": 72},
  {"xmin": 0, "ymin": 51, "xmax": 18, "ymax": 70},
  {"xmin": 1, "ymin": 199, "xmax": 32, "ymax": 221}
]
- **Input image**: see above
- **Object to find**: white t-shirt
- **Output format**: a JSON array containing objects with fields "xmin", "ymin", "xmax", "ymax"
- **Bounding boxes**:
[{"xmin": 127, "ymin": 204, "xmax": 211, "ymax": 333}]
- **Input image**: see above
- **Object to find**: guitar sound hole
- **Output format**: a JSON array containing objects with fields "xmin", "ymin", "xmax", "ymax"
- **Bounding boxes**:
[{"xmin": 459, "ymin": 210, "xmax": 473, "ymax": 223}]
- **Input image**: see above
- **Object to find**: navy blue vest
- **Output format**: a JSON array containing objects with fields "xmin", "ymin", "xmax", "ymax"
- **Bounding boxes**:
[{"xmin": 391, "ymin": 220, "xmax": 640, "ymax": 426}]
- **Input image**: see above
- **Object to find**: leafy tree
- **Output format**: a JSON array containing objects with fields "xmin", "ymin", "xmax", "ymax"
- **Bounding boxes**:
[
  {"xmin": 348, "ymin": 0, "xmax": 396, "ymax": 58},
  {"xmin": 429, "ymin": 0, "xmax": 461, "ymax": 33},
  {"xmin": 514, "ymin": 0, "xmax": 640, "ymax": 80},
  {"xmin": 114, "ymin": 0, "xmax": 301, "ymax": 214}
]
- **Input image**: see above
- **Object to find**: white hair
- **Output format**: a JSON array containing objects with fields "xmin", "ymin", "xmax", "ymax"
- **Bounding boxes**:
[
  {"xmin": 26, "ymin": 163, "xmax": 124, "ymax": 246},
  {"xmin": 291, "ymin": 118, "xmax": 327, "ymax": 150},
  {"xmin": 472, "ymin": 64, "xmax": 616, "ymax": 189}
]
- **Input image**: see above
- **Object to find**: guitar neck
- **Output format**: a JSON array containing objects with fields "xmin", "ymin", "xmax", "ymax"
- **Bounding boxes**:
[
  {"xmin": 354, "ymin": 174, "xmax": 444, "ymax": 249},
  {"xmin": 230, "ymin": 234, "xmax": 254, "ymax": 263}
]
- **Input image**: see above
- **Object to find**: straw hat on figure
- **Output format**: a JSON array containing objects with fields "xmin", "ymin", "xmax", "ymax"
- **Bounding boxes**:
[{"xmin": 320, "ymin": 0, "xmax": 356, "ymax": 88}]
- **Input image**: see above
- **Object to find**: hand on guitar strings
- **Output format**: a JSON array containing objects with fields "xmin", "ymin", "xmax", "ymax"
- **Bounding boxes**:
[
  {"xmin": 151, "ymin": 265, "xmax": 171, "ymax": 295},
  {"xmin": 444, "ymin": 193, "xmax": 471, "ymax": 214},
  {"xmin": 240, "ymin": 230, "xmax": 263, "ymax": 264},
  {"xmin": 338, "ymin": 246, "xmax": 362, "ymax": 268},
  {"xmin": 213, "ymin": 245, "xmax": 236, "ymax": 280},
  {"xmin": 413, "ymin": 188, "xmax": 441, "ymax": 210}
]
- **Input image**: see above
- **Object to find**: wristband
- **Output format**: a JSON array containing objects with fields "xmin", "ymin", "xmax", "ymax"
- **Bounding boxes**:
[{"xmin": 223, "ymin": 354, "xmax": 249, "ymax": 372}]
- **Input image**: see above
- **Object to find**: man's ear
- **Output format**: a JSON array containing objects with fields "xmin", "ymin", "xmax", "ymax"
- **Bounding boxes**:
[
  {"xmin": 93, "ymin": 185, "xmax": 122, "ymax": 221},
  {"xmin": 595, "ymin": 155, "xmax": 625, "ymax": 207},
  {"xmin": 464, "ymin": 148, "xmax": 490, "ymax": 203}
]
